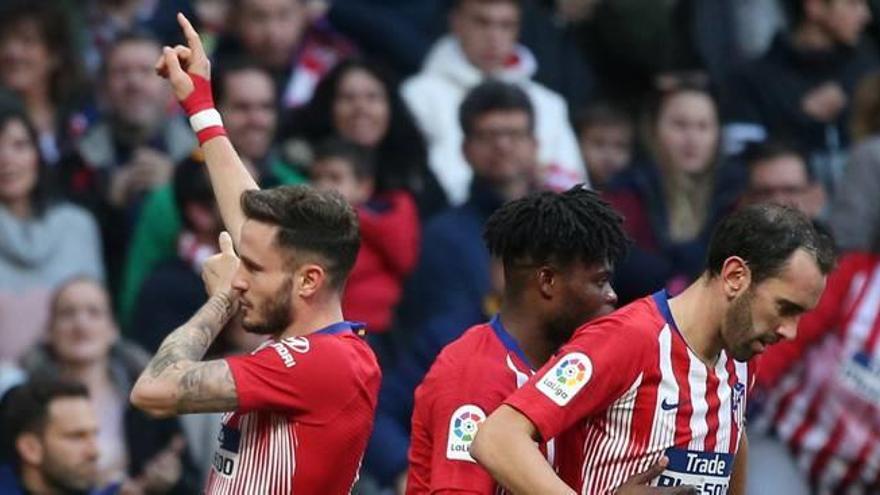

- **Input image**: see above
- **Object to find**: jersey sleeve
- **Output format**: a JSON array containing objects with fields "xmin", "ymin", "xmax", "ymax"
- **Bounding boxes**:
[
  {"xmin": 409, "ymin": 354, "xmax": 510, "ymax": 493},
  {"xmin": 225, "ymin": 335, "xmax": 358, "ymax": 420},
  {"xmin": 504, "ymin": 319, "xmax": 650, "ymax": 442}
]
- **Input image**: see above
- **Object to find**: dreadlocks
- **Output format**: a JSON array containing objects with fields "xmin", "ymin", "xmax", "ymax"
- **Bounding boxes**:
[{"xmin": 483, "ymin": 185, "xmax": 629, "ymax": 275}]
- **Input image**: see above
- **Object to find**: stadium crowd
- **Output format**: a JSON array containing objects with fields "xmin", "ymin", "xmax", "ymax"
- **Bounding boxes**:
[{"xmin": 1, "ymin": 0, "xmax": 880, "ymax": 493}]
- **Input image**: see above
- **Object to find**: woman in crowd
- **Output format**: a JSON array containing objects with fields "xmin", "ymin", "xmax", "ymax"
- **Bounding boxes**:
[
  {"xmin": 0, "ymin": 106, "xmax": 103, "ymax": 365},
  {"xmin": 0, "ymin": 0, "xmax": 86, "ymax": 164},
  {"xmin": 20, "ymin": 277, "xmax": 198, "ymax": 494},
  {"xmin": 282, "ymin": 57, "xmax": 447, "ymax": 218},
  {"xmin": 604, "ymin": 80, "xmax": 742, "ymax": 303}
]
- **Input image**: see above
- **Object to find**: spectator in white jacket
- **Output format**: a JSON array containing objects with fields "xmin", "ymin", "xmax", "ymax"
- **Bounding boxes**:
[{"xmin": 401, "ymin": 0, "xmax": 586, "ymax": 206}]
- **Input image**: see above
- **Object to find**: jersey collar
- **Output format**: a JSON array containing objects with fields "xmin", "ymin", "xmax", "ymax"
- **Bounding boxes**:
[
  {"xmin": 315, "ymin": 321, "xmax": 366, "ymax": 336},
  {"xmin": 489, "ymin": 314, "xmax": 535, "ymax": 371},
  {"xmin": 652, "ymin": 290, "xmax": 682, "ymax": 333}
]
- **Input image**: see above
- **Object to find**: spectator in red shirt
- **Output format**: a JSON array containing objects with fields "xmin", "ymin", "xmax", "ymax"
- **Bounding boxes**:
[{"xmin": 310, "ymin": 138, "xmax": 420, "ymax": 342}]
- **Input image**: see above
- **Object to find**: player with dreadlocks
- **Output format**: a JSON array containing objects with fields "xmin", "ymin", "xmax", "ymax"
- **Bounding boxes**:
[{"xmin": 406, "ymin": 185, "xmax": 636, "ymax": 493}]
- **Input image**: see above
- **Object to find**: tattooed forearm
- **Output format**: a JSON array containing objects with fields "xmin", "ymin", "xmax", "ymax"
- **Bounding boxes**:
[
  {"xmin": 145, "ymin": 291, "xmax": 238, "ymax": 379},
  {"xmin": 177, "ymin": 360, "xmax": 239, "ymax": 413},
  {"xmin": 132, "ymin": 291, "xmax": 241, "ymax": 416}
]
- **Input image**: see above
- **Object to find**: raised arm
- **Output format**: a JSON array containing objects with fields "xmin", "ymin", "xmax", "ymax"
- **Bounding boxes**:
[
  {"xmin": 131, "ymin": 232, "xmax": 242, "ymax": 417},
  {"xmin": 156, "ymin": 13, "xmax": 258, "ymax": 245}
]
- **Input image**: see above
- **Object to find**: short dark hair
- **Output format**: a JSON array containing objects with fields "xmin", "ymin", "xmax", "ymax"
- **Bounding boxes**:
[
  {"xmin": 483, "ymin": 185, "xmax": 629, "ymax": 276},
  {"xmin": 2, "ymin": 378, "xmax": 89, "ymax": 464},
  {"xmin": 212, "ymin": 57, "xmax": 276, "ymax": 107},
  {"xmin": 312, "ymin": 138, "xmax": 375, "ymax": 181},
  {"xmin": 100, "ymin": 30, "xmax": 162, "ymax": 80},
  {"xmin": 240, "ymin": 186, "xmax": 360, "ymax": 289},
  {"xmin": 173, "ymin": 154, "xmax": 216, "ymax": 231},
  {"xmin": 575, "ymin": 101, "xmax": 632, "ymax": 134},
  {"xmin": 706, "ymin": 203, "xmax": 836, "ymax": 283},
  {"xmin": 742, "ymin": 140, "xmax": 813, "ymax": 181},
  {"xmin": 459, "ymin": 80, "xmax": 534, "ymax": 138}
]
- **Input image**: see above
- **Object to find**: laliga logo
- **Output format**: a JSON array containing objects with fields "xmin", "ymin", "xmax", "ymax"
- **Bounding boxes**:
[
  {"xmin": 555, "ymin": 358, "xmax": 588, "ymax": 387},
  {"xmin": 453, "ymin": 410, "xmax": 483, "ymax": 442},
  {"xmin": 538, "ymin": 352, "xmax": 593, "ymax": 406}
]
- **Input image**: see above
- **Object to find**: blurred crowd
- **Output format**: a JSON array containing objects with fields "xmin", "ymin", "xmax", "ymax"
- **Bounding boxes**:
[{"xmin": 1, "ymin": 0, "xmax": 880, "ymax": 493}]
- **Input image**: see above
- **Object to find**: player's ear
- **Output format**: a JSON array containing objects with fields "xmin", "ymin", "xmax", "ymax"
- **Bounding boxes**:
[
  {"xmin": 296, "ymin": 264, "xmax": 326, "ymax": 298},
  {"xmin": 720, "ymin": 256, "xmax": 751, "ymax": 299},
  {"xmin": 537, "ymin": 266, "xmax": 556, "ymax": 299}
]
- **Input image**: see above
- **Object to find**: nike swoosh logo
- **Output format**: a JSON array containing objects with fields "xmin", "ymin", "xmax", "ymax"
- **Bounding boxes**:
[{"xmin": 661, "ymin": 398, "xmax": 680, "ymax": 411}]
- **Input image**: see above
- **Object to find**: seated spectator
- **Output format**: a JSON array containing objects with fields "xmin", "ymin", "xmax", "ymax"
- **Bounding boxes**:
[
  {"xmin": 740, "ymin": 140, "xmax": 826, "ymax": 219},
  {"xmin": 575, "ymin": 101, "xmax": 634, "ymax": 189},
  {"xmin": 605, "ymin": 82, "xmax": 742, "ymax": 304},
  {"xmin": 0, "ymin": 0, "xmax": 88, "ymax": 165},
  {"xmin": 0, "ymin": 106, "xmax": 104, "ymax": 366},
  {"xmin": 283, "ymin": 58, "xmax": 447, "ymax": 218},
  {"xmin": 118, "ymin": 61, "xmax": 304, "ymax": 330},
  {"xmin": 215, "ymin": 0, "xmax": 355, "ymax": 109},
  {"xmin": 401, "ymin": 0, "xmax": 585, "ymax": 206},
  {"xmin": 722, "ymin": 0, "xmax": 877, "ymax": 192},
  {"xmin": 364, "ymin": 80, "xmax": 540, "ymax": 488},
  {"xmin": 310, "ymin": 138, "xmax": 420, "ymax": 342},
  {"xmin": 831, "ymin": 72, "xmax": 880, "ymax": 251},
  {"xmin": 20, "ymin": 278, "xmax": 197, "ymax": 493},
  {"xmin": 746, "ymin": 242, "xmax": 880, "ymax": 495},
  {"xmin": 60, "ymin": 31, "xmax": 195, "ymax": 289},
  {"xmin": 0, "ymin": 378, "xmax": 116, "ymax": 494}
]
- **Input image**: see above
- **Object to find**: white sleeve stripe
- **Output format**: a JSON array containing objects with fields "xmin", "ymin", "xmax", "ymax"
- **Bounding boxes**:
[{"xmin": 189, "ymin": 108, "xmax": 224, "ymax": 132}]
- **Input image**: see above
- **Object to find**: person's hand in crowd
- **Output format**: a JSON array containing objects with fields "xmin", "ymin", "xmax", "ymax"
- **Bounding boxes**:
[
  {"xmin": 119, "ymin": 435, "xmax": 186, "ymax": 495},
  {"xmin": 801, "ymin": 82, "xmax": 847, "ymax": 123},
  {"xmin": 202, "ymin": 231, "xmax": 240, "ymax": 297},
  {"xmin": 614, "ymin": 457, "xmax": 697, "ymax": 495},
  {"xmin": 155, "ymin": 13, "xmax": 210, "ymax": 102},
  {"xmin": 109, "ymin": 148, "xmax": 174, "ymax": 207}
]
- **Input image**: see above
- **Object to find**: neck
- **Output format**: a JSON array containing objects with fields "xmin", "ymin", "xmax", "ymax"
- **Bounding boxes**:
[
  {"xmin": 499, "ymin": 297, "xmax": 557, "ymax": 368},
  {"xmin": 278, "ymin": 297, "xmax": 345, "ymax": 339},
  {"xmin": 20, "ymin": 467, "xmax": 63, "ymax": 495},
  {"xmin": 23, "ymin": 88, "xmax": 54, "ymax": 134},
  {"xmin": 793, "ymin": 23, "xmax": 835, "ymax": 51},
  {"xmin": 61, "ymin": 358, "xmax": 112, "ymax": 391},
  {"xmin": 666, "ymin": 275, "xmax": 725, "ymax": 364},
  {"xmin": 496, "ymin": 178, "xmax": 530, "ymax": 203},
  {"xmin": 5, "ymin": 198, "xmax": 33, "ymax": 219}
]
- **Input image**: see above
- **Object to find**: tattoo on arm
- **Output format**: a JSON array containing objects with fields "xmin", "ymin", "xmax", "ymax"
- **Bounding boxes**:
[
  {"xmin": 146, "ymin": 291, "xmax": 237, "ymax": 379},
  {"xmin": 177, "ymin": 360, "xmax": 239, "ymax": 413},
  {"xmin": 136, "ymin": 291, "xmax": 240, "ymax": 414}
]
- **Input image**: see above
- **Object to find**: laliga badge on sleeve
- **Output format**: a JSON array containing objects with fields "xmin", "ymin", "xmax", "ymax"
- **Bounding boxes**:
[
  {"xmin": 446, "ymin": 404, "xmax": 487, "ymax": 462},
  {"xmin": 537, "ymin": 352, "xmax": 593, "ymax": 406}
]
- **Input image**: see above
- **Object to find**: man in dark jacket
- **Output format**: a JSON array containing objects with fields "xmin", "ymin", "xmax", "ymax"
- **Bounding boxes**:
[
  {"xmin": 0, "ymin": 379, "xmax": 119, "ymax": 495},
  {"xmin": 722, "ymin": 0, "xmax": 876, "ymax": 191}
]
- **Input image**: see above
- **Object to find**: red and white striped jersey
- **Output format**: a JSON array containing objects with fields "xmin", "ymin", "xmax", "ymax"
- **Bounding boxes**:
[
  {"xmin": 755, "ymin": 253, "xmax": 880, "ymax": 494},
  {"xmin": 204, "ymin": 322, "xmax": 381, "ymax": 495},
  {"xmin": 505, "ymin": 291, "xmax": 755, "ymax": 495}
]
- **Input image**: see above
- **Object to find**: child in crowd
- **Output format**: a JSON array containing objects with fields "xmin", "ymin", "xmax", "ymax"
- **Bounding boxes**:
[
  {"xmin": 310, "ymin": 138, "xmax": 420, "ymax": 348},
  {"xmin": 575, "ymin": 101, "xmax": 634, "ymax": 189}
]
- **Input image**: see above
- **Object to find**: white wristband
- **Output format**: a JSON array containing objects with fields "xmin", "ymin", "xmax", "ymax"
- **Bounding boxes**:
[{"xmin": 189, "ymin": 108, "xmax": 224, "ymax": 133}]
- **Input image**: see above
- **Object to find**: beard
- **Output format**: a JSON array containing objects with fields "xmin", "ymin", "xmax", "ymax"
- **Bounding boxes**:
[
  {"xmin": 723, "ymin": 289, "xmax": 758, "ymax": 361},
  {"xmin": 42, "ymin": 452, "xmax": 95, "ymax": 493},
  {"xmin": 242, "ymin": 277, "xmax": 294, "ymax": 336}
]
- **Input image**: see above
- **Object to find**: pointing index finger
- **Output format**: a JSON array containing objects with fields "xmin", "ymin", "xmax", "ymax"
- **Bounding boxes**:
[{"xmin": 177, "ymin": 12, "xmax": 205, "ymax": 56}]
